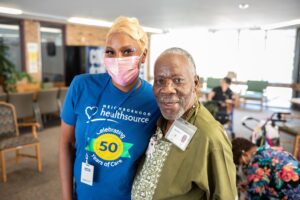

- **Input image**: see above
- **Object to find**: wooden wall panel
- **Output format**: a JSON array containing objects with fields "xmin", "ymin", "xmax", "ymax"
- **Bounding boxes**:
[
  {"xmin": 65, "ymin": 24, "xmax": 109, "ymax": 46},
  {"xmin": 21, "ymin": 20, "xmax": 42, "ymax": 82}
]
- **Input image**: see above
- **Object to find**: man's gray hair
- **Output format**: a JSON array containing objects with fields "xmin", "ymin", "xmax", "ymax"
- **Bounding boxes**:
[{"xmin": 158, "ymin": 47, "xmax": 196, "ymax": 75}]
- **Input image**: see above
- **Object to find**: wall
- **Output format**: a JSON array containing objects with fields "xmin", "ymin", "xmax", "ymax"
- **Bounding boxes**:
[
  {"xmin": 21, "ymin": 20, "xmax": 42, "ymax": 82},
  {"xmin": 65, "ymin": 24, "xmax": 109, "ymax": 46}
]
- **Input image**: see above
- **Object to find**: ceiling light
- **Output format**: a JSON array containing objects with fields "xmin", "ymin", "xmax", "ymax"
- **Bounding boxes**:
[
  {"xmin": 0, "ymin": 24, "xmax": 19, "ymax": 30},
  {"xmin": 40, "ymin": 27, "xmax": 62, "ymax": 33},
  {"xmin": 142, "ymin": 26, "xmax": 163, "ymax": 34},
  {"xmin": 0, "ymin": 6, "xmax": 22, "ymax": 15},
  {"xmin": 238, "ymin": 3, "xmax": 249, "ymax": 10},
  {"xmin": 68, "ymin": 17, "xmax": 112, "ymax": 27},
  {"xmin": 261, "ymin": 19, "xmax": 300, "ymax": 30},
  {"xmin": 68, "ymin": 17, "xmax": 164, "ymax": 34}
]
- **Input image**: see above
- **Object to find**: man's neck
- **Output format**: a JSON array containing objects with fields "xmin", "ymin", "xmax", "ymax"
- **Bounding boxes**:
[{"xmin": 164, "ymin": 101, "xmax": 197, "ymax": 133}]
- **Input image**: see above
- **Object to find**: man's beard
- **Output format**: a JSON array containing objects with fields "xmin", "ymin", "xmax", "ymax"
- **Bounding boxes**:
[{"xmin": 158, "ymin": 92, "xmax": 196, "ymax": 121}]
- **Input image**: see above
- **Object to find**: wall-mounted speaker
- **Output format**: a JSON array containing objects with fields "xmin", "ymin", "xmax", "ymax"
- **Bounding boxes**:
[{"xmin": 46, "ymin": 42, "xmax": 56, "ymax": 56}]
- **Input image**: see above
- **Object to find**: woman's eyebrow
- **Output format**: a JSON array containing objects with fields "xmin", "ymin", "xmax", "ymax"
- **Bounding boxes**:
[{"xmin": 120, "ymin": 46, "xmax": 136, "ymax": 51}]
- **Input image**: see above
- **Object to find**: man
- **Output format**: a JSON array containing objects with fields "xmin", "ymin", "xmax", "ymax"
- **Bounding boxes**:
[
  {"xmin": 208, "ymin": 77, "xmax": 234, "ymax": 112},
  {"xmin": 132, "ymin": 47, "xmax": 237, "ymax": 200}
]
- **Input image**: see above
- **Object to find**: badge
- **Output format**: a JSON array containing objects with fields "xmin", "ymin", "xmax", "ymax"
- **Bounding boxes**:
[
  {"xmin": 146, "ymin": 136, "xmax": 156, "ymax": 158},
  {"xmin": 146, "ymin": 128, "xmax": 163, "ymax": 158},
  {"xmin": 165, "ymin": 118, "xmax": 197, "ymax": 151},
  {"xmin": 81, "ymin": 162, "xmax": 94, "ymax": 186}
]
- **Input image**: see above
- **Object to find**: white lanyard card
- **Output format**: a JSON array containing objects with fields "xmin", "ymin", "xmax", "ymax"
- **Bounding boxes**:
[
  {"xmin": 81, "ymin": 162, "xmax": 94, "ymax": 186},
  {"xmin": 165, "ymin": 118, "xmax": 197, "ymax": 151}
]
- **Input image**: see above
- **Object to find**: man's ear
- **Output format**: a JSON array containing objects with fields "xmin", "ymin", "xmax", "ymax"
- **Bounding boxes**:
[
  {"xmin": 141, "ymin": 48, "xmax": 148, "ymax": 63},
  {"xmin": 194, "ymin": 75, "xmax": 201, "ymax": 97},
  {"xmin": 194, "ymin": 75, "xmax": 200, "ymax": 89}
]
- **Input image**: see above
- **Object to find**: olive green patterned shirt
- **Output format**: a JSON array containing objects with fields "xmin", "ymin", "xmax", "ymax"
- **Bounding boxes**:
[{"xmin": 132, "ymin": 102, "xmax": 237, "ymax": 200}]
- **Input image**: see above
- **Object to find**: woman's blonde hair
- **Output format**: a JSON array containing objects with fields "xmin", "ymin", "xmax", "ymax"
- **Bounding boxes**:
[{"xmin": 106, "ymin": 16, "xmax": 148, "ymax": 50}]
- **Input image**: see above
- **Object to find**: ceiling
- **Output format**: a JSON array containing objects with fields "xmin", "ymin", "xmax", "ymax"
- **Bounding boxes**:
[{"xmin": 1, "ymin": 0, "xmax": 300, "ymax": 30}]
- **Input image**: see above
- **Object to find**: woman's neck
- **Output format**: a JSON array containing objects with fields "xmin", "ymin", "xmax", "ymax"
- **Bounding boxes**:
[{"xmin": 112, "ymin": 78, "xmax": 141, "ymax": 93}]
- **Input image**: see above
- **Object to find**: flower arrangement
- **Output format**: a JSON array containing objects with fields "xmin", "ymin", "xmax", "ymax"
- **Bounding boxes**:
[{"xmin": 246, "ymin": 146, "xmax": 300, "ymax": 200}]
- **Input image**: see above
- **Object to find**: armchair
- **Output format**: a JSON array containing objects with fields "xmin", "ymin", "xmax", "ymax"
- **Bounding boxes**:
[
  {"xmin": 240, "ymin": 80, "xmax": 268, "ymax": 109},
  {"xmin": 0, "ymin": 102, "xmax": 42, "ymax": 182}
]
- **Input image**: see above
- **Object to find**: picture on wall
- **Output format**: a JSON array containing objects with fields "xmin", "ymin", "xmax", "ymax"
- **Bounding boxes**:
[{"xmin": 86, "ymin": 46, "xmax": 106, "ymax": 74}]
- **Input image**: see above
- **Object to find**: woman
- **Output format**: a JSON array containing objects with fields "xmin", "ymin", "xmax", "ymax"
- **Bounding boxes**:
[
  {"xmin": 59, "ymin": 16, "xmax": 160, "ymax": 200},
  {"xmin": 232, "ymin": 137, "xmax": 300, "ymax": 200}
]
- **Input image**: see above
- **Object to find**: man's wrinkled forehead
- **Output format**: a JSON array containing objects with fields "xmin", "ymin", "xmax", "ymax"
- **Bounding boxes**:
[{"xmin": 154, "ymin": 53, "xmax": 191, "ymax": 76}]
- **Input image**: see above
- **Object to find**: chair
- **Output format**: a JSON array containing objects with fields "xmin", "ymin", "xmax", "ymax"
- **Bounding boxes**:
[
  {"xmin": 0, "ymin": 93, "xmax": 7, "ymax": 102},
  {"xmin": 35, "ymin": 88, "xmax": 59, "ymax": 126},
  {"xmin": 0, "ymin": 102, "xmax": 42, "ymax": 182},
  {"xmin": 57, "ymin": 87, "xmax": 68, "ymax": 113},
  {"xmin": 200, "ymin": 77, "xmax": 221, "ymax": 98},
  {"xmin": 240, "ymin": 80, "xmax": 268, "ymax": 109},
  {"xmin": 8, "ymin": 92, "xmax": 36, "ymax": 121}
]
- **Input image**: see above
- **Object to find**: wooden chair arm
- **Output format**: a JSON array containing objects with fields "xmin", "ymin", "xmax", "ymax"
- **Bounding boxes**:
[
  {"xmin": 17, "ymin": 122, "xmax": 40, "ymax": 138},
  {"xmin": 17, "ymin": 122, "xmax": 40, "ymax": 128}
]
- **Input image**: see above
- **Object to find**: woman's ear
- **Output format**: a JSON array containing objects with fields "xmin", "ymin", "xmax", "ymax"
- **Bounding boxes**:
[{"xmin": 141, "ymin": 48, "xmax": 148, "ymax": 63}]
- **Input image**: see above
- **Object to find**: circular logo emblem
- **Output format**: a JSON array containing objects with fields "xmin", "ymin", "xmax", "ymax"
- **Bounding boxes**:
[{"xmin": 94, "ymin": 134, "xmax": 123, "ymax": 161}]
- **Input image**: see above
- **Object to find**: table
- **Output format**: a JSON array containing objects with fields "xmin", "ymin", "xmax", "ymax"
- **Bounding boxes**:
[{"xmin": 279, "ymin": 120, "xmax": 300, "ymax": 158}]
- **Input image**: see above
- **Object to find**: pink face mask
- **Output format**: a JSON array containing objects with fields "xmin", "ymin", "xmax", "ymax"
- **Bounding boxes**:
[{"xmin": 104, "ymin": 56, "xmax": 141, "ymax": 86}]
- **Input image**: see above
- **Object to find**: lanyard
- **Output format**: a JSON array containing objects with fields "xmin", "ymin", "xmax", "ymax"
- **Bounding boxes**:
[{"xmin": 84, "ymin": 77, "xmax": 141, "ymax": 163}]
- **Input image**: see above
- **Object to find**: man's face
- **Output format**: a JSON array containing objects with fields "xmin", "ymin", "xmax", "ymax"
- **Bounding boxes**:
[
  {"xmin": 221, "ymin": 80, "xmax": 229, "ymax": 90},
  {"xmin": 153, "ymin": 53, "xmax": 199, "ymax": 121}
]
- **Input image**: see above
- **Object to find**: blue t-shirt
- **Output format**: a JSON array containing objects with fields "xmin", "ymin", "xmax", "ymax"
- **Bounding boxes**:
[{"xmin": 61, "ymin": 73, "xmax": 160, "ymax": 200}]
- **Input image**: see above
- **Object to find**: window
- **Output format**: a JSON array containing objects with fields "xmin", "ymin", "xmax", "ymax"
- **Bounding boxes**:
[
  {"xmin": 40, "ymin": 27, "xmax": 64, "ymax": 83},
  {"xmin": 150, "ymin": 28, "xmax": 296, "ymax": 83},
  {"xmin": 0, "ymin": 23, "xmax": 22, "ymax": 71}
]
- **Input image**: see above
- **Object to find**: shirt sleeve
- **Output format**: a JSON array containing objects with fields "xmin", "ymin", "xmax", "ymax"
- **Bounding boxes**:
[
  {"xmin": 208, "ymin": 135, "xmax": 238, "ymax": 200},
  {"xmin": 60, "ymin": 76, "xmax": 79, "ymax": 126},
  {"xmin": 227, "ymin": 89, "xmax": 233, "ymax": 99},
  {"xmin": 212, "ymin": 87, "xmax": 218, "ymax": 93}
]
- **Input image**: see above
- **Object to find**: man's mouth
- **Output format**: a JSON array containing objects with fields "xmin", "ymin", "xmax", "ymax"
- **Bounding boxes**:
[{"xmin": 161, "ymin": 101, "xmax": 177, "ymax": 108}]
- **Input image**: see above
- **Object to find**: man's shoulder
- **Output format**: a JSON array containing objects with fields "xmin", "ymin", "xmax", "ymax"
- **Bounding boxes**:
[
  {"xmin": 192, "ymin": 104, "xmax": 230, "ymax": 143},
  {"xmin": 193, "ymin": 104, "xmax": 221, "ymax": 132}
]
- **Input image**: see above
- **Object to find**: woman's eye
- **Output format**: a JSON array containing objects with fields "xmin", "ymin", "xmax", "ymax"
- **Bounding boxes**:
[
  {"xmin": 123, "ymin": 48, "xmax": 136, "ymax": 56},
  {"xmin": 105, "ymin": 50, "xmax": 114, "ymax": 56}
]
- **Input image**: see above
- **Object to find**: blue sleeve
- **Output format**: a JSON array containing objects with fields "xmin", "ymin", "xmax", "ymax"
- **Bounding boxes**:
[{"xmin": 61, "ymin": 76, "xmax": 79, "ymax": 126}]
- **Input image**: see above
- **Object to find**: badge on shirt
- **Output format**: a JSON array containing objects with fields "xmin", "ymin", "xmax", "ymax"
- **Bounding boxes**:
[
  {"xmin": 81, "ymin": 162, "xmax": 94, "ymax": 186},
  {"xmin": 165, "ymin": 118, "xmax": 197, "ymax": 151}
]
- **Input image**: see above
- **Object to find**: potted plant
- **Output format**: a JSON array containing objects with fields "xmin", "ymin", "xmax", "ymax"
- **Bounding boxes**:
[{"xmin": 0, "ymin": 39, "xmax": 32, "ymax": 92}]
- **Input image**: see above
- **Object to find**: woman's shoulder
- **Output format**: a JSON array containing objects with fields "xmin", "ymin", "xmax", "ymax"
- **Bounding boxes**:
[
  {"xmin": 70, "ymin": 73, "xmax": 109, "ymax": 86},
  {"xmin": 73, "ymin": 73, "xmax": 109, "ymax": 82},
  {"xmin": 141, "ymin": 79, "xmax": 153, "ymax": 89}
]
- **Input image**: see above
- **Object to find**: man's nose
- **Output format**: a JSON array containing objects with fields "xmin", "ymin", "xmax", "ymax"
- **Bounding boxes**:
[{"xmin": 160, "ymin": 80, "xmax": 176, "ymax": 93}]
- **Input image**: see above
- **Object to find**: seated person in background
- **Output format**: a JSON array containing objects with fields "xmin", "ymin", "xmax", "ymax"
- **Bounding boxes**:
[
  {"xmin": 208, "ymin": 77, "xmax": 234, "ymax": 112},
  {"xmin": 232, "ymin": 137, "xmax": 300, "ymax": 200}
]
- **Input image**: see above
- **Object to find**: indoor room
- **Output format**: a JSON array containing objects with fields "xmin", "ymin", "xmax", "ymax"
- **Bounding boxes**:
[{"xmin": 0, "ymin": 0, "xmax": 300, "ymax": 200}]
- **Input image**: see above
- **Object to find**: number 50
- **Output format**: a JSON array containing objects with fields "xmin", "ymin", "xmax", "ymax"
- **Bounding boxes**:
[{"xmin": 99, "ymin": 141, "xmax": 118, "ymax": 152}]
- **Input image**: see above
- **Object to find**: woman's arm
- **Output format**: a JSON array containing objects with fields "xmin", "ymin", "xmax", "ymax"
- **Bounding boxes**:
[
  {"xmin": 207, "ymin": 91, "xmax": 215, "ymax": 101},
  {"xmin": 59, "ymin": 121, "xmax": 76, "ymax": 200}
]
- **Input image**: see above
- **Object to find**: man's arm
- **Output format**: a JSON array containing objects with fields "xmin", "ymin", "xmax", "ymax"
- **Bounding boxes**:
[
  {"xmin": 209, "ymin": 135, "xmax": 237, "ymax": 200},
  {"xmin": 59, "ymin": 121, "xmax": 76, "ymax": 200}
]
